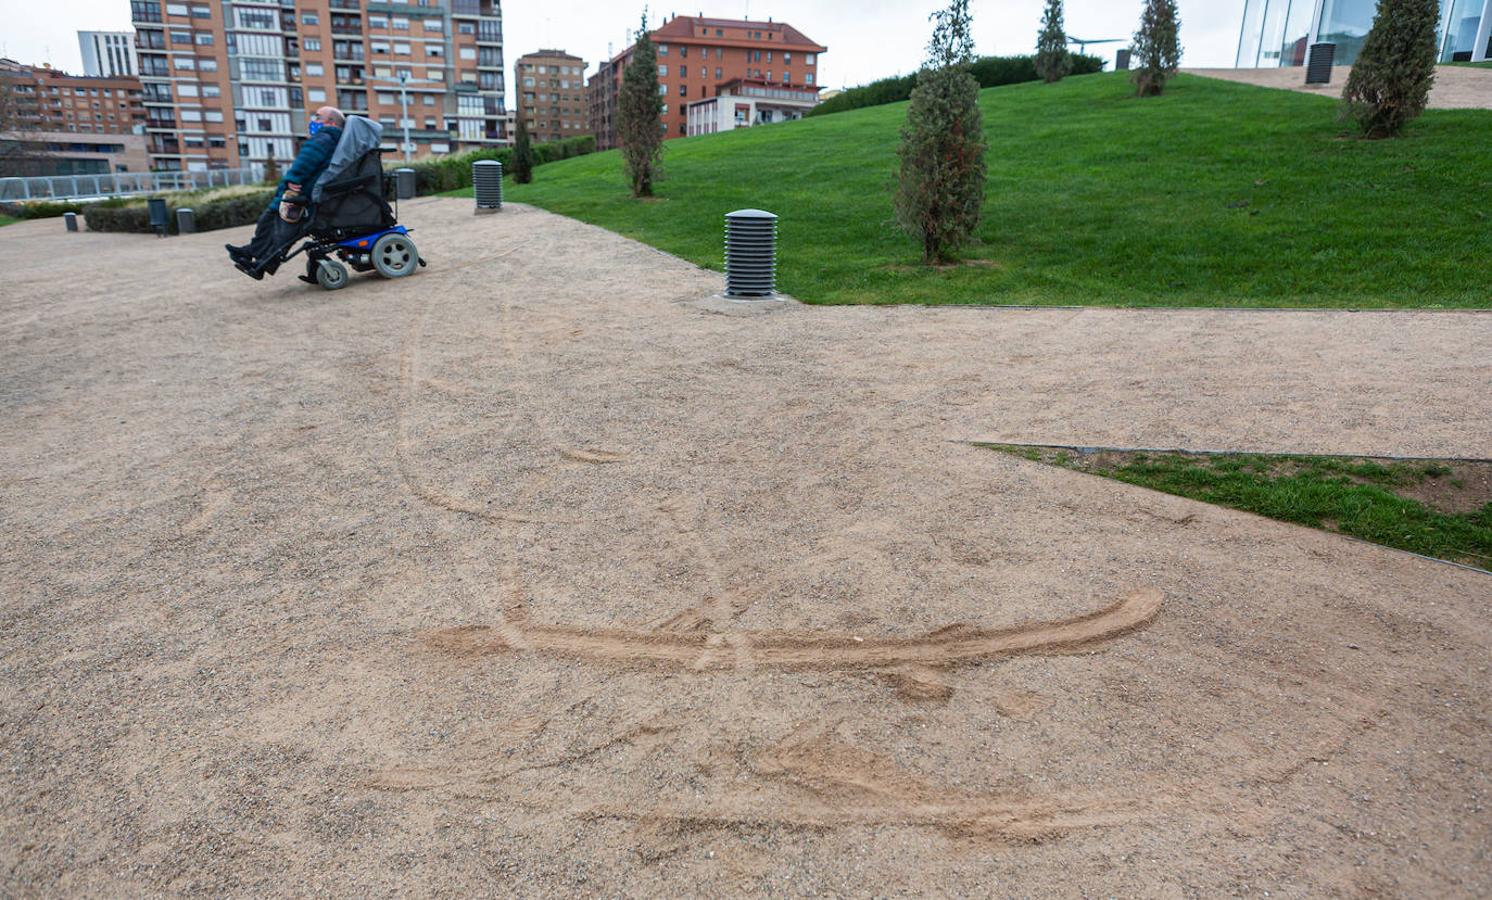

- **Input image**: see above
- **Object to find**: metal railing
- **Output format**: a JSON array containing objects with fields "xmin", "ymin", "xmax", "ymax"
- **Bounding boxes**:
[{"xmin": 0, "ymin": 166, "xmax": 267, "ymax": 203}]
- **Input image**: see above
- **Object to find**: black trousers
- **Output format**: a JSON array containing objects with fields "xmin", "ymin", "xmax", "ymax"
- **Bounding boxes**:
[{"xmin": 239, "ymin": 207, "xmax": 304, "ymax": 274}]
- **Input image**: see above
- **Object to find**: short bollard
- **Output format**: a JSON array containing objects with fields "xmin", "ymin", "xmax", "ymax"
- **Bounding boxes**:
[
  {"xmin": 723, "ymin": 209, "xmax": 778, "ymax": 298},
  {"xmin": 176, "ymin": 207, "xmax": 197, "ymax": 234},
  {"xmin": 473, "ymin": 159, "xmax": 502, "ymax": 213},
  {"xmin": 394, "ymin": 167, "xmax": 416, "ymax": 200},
  {"xmin": 1306, "ymin": 43, "xmax": 1336, "ymax": 85},
  {"xmin": 1115, "ymin": 48, "xmax": 1132, "ymax": 71},
  {"xmin": 63, "ymin": 211, "xmax": 78, "ymax": 232},
  {"xmin": 147, "ymin": 197, "xmax": 169, "ymax": 237}
]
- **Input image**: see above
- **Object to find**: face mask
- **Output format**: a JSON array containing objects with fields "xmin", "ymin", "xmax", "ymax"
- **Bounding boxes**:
[{"xmin": 308, "ymin": 119, "xmax": 324, "ymax": 137}]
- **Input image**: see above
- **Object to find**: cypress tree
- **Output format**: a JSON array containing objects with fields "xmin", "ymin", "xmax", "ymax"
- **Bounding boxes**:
[
  {"xmin": 894, "ymin": 0, "xmax": 987, "ymax": 264},
  {"xmin": 512, "ymin": 116, "xmax": 535, "ymax": 184},
  {"xmin": 1341, "ymin": 0, "xmax": 1439, "ymax": 138},
  {"xmin": 1035, "ymin": 0, "xmax": 1073, "ymax": 84},
  {"xmin": 618, "ymin": 11, "xmax": 664, "ymax": 197},
  {"xmin": 1132, "ymin": 0, "xmax": 1182, "ymax": 97}
]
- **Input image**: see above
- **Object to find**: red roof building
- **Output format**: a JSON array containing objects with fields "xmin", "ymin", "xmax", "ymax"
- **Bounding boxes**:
[{"xmin": 587, "ymin": 15, "xmax": 827, "ymax": 149}]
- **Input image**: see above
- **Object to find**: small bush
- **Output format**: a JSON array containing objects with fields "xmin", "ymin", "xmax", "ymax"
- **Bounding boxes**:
[
  {"xmin": 1341, "ymin": 0, "xmax": 1439, "ymax": 137},
  {"xmin": 809, "ymin": 53, "xmax": 1104, "ymax": 117},
  {"xmin": 83, "ymin": 189, "xmax": 274, "ymax": 234},
  {"xmin": 395, "ymin": 135, "xmax": 597, "ymax": 195},
  {"xmin": 1132, "ymin": 0, "xmax": 1182, "ymax": 97}
]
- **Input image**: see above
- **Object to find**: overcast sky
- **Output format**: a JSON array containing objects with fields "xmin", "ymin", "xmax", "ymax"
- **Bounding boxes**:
[{"xmin": 4, "ymin": 0, "xmax": 1246, "ymax": 93}]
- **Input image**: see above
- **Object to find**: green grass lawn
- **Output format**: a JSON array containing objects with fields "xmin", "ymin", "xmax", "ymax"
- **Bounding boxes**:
[
  {"xmin": 0, "ymin": 214, "xmax": 19, "ymax": 228},
  {"xmin": 984, "ymin": 444, "xmax": 1492, "ymax": 569},
  {"xmin": 451, "ymin": 73, "xmax": 1491, "ymax": 308}
]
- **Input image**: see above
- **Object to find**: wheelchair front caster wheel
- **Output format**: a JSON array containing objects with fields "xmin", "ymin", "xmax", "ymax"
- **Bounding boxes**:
[{"xmin": 316, "ymin": 258, "xmax": 349, "ymax": 291}]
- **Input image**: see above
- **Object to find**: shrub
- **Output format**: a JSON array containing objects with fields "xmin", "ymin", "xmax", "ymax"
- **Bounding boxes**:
[
  {"xmin": 511, "ymin": 117, "xmax": 535, "ymax": 184},
  {"xmin": 619, "ymin": 11, "xmax": 665, "ymax": 197},
  {"xmin": 394, "ymin": 135, "xmax": 596, "ymax": 194},
  {"xmin": 895, "ymin": 0, "xmax": 987, "ymax": 264},
  {"xmin": 1341, "ymin": 0, "xmax": 1439, "ymax": 137},
  {"xmin": 1132, "ymin": 0, "xmax": 1182, "ymax": 97},
  {"xmin": 82, "ymin": 189, "xmax": 274, "ymax": 234},
  {"xmin": 1035, "ymin": 0, "xmax": 1073, "ymax": 84},
  {"xmin": 809, "ymin": 53, "xmax": 1104, "ymax": 117}
]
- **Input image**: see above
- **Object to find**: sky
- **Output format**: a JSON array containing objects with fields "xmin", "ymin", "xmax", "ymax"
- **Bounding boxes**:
[{"xmin": 2, "ymin": 0, "xmax": 1247, "ymax": 94}]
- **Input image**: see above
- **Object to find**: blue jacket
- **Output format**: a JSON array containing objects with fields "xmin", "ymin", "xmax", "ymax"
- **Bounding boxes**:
[{"xmin": 268, "ymin": 125, "xmax": 343, "ymax": 210}]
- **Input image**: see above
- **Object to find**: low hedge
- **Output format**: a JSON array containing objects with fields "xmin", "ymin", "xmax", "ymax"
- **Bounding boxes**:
[
  {"xmin": 82, "ymin": 189, "xmax": 274, "ymax": 234},
  {"xmin": 393, "ymin": 134, "xmax": 596, "ymax": 194},
  {"xmin": 808, "ymin": 53, "xmax": 1106, "ymax": 117},
  {"xmin": 0, "ymin": 197, "xmax": 131, "ymax": 220}
]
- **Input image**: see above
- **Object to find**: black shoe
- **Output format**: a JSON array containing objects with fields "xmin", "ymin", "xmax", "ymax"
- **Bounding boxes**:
[{"xmin": 225, "ymin": 243, "xmax": 247, "ymax": 257}]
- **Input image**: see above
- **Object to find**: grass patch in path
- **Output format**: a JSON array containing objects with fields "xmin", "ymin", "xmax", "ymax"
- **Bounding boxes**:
[
  {"xmin": 982, "ymin": 444, "xmax": 1492, "ymax": 570},
  {"xmin": 448, "ymin": 73, "xmax": 1491, "ymax": 309}
]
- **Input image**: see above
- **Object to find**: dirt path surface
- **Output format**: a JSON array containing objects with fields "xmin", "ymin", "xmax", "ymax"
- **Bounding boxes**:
[
  {"xmin": 1187, "ymin": 64, "xmax": 1492, "ymax": 109},
  {"xmin": 2, "ymin": 200, "xmax": 1490, "ymax": 896}
]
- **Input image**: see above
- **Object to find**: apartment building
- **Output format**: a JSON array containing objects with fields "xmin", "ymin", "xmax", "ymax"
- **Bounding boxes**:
[
  {"xmin": 130, "ymin": 0, "xmax": 509, "ymax": 173},
  {"xmin": 514, "ymin": 50, "xmax": 586, "ymax": 143},
  {"xmin": 0, "ymin": 58, "xmax": 145, "ymax": 135},
  {"xmin": 588, "ymin": 15, "xmax": 826, "ymax": 148},
  {"xmin": 79, "ymin": 31, "xmax": 140, "ymax": 78},
  {"xmin": 686, "ymin": 78, "xmax": 821, "ymax": 136},
  {"xmin": 586, "ymin": 57, "xmax": 618, "ymax": 150}
]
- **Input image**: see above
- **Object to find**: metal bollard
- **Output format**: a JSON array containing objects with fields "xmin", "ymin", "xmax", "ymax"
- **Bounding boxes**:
[
  {"xmin": 1306, "ymin": 43, "xmax": 1336, "ymax": 85},
  {"xmin": 472, "ymin": 159, "xmax": 503, "ymax": 213},
  {"xmin": 63, "ymin": 211, "xmax": 78, "ymax": 232},
  {"xmin": 1115, "ymin": 48, "xmax": 1132, "ymax": 71},
  {"xmin": 176, "ymin": 207, "xmax": 196, "ymax": 234},
  {"xmin": 147, "ymin": 197, "xmax": 169, "ymax": 237},
  {"xmin": 723, "ymin": 209, "xmax": 778, "ymax": 298},
  {"xmin": 394, "ymin": 167, "xmax": 416, "ymax": 200}
]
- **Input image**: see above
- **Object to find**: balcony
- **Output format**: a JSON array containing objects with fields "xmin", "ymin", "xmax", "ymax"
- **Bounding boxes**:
[
  {"xmin": 329, "ymin": 0, "xmax": 359, "ymax": 8},
  {"xmin": 331, "ymin": 24, "xmax": 363, "ymax": 35},
  {"xmin": 451, "ymin": 0, "xmax": 499, "ymax": 17},
  {"xmin": 476, "ymin": 23, "xmax": 501, "ymax": 42}
]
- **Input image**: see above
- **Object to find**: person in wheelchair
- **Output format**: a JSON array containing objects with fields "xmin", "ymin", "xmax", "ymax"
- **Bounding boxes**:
[
  {"xmin": 227, "ymin": 107, "xmax": 421, "ymax": 289},
  {"xmin": 226, "ymin": 106, "xmax": 345, "ymax": 279}
]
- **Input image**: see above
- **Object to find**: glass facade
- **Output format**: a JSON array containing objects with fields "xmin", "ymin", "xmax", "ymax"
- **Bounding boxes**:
[{"xmin": 1237, "ymin": 0, "xmax": 1492, "ymax": 68}]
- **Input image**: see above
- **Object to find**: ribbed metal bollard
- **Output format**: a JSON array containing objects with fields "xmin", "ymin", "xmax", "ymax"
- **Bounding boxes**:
[
  {"xmin": 147, "ymin": 197, "xmax": 169, "ymax": 237},
  {"xmin": 1115, "ymin": 48, "xmax": 1132, "ymax": 71},
  {"xmin": 176, "ymin": 207, "xmax": 196, "ymax": 234},
  {"xmin": 1305, "ymin": 43, "xmax": 1336, "ymax": 85},
  {"xmin": 724, "ymin": 209, "xmax": 778, "ymax": 298},
  {"xmin": 472, "ymin": 159, "xmax": 502, "ymax": 213},
  {"xmin": 394, "ymin": 167, "xmax": 416, "ymax": 200},
  {"xmin": 63, "ymin": 211, "xmax": 78, "ymax": 232}
]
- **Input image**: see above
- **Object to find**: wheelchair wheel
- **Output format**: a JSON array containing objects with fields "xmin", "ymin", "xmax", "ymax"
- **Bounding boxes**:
[
  {"xmin": 316, "ymin": 258, "xmax": 349, "ymax": 291},
  {"xmin": 372, "ymin": 232, "xmax": 418, "ymax": 278}
]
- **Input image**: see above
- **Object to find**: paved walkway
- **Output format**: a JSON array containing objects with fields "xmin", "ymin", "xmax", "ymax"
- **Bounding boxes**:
[
  {"xmin": 2, "ymin": 201, "xmax": 1489, "ymax": 895},
  {"xmin": 1187, "ymin": 64, "xmax": 1492, "ymax": 109}
]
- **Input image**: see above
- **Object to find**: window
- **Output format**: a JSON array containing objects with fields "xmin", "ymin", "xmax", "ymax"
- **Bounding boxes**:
[
  {"xmin": 190, "ymin": 4, "xmax": 209, "ymax": 16},
  {"xmin": 394, "ymin": 42, "xmax": 411, "ymax": 54},
  {"xmin": 658, "ymin": 84, "xmax": 667, "ymax": 95},
  {"xmin": 458, "ymin": 22, "xmax": 474, "ymax": 33},
  {"xmin": 423, "ymin": 18, "xmax": 442, "ymax": 31},
  {"xmin": 806, "ymin": 54, "xmax": 816, "ymax": 65},
  {"xmin": 679, "ymin": 46, "xmax": 688, "ymax": 58},
  {"xmin": 784, "ymin": 53, "xmax": 791, "ymax": 64},
  {"xmin": 209, "ymin": 136, "xmax": 226, "ymax": 147},
  {"xmin": 377, "ymin": 91, "xmax": 396, "ymax": 103},
  {"xmin": 679, "ymin": 84, "xmax": 687, "ymax": 96},
  {"xmin": 658, "ymin": 43, "xmax": 668, "ymax": 55},
  {"xmin": 202, "ymin": 83, "xmax": 220, "ymax": 96},
  {"xmin": 716, "ymin": 67, "xmax": 722, "ymax": 79},
  {"xmin": 171, "ymin": 31, "xmax": 192, "ymax": 44},
  {"xmin": 304, "ymin": 37, "xmax": 321, "ymax": 50},
  {"xmin": 308, "ymin": 88, "xmax": 327, "ymax": 102},
  {"xmin": 369, "ymin": 15, "xmax": 388, "ymax": 28},
  {"xmin": 306, "ymin": 63, "xmax": 325, "ymax": 76},
  {"xmin": 460, "ymin": 47, "xmax": 477, "ymax": 60},
  {"xmin": 392, "ymin": 17, "xmax": 409, "ymax": 29},
  {"xmin": 422, "ymin": 93, "xmax": 435, "ymax": 105},
  {"xmin": 195, "ymin": 33, "xmax": 213, "ymax": 45},
  {"xmin": 783, "ymin": 71, "xmax": 790, "ymax": 83},
  {"xmin": 372, "ymin": 41, "xmax": 390, "ymax": 53},
  {"xmin": 180, "ymin": 109, "xmax": 202, "ymax": 121},
  {"xmin": 178, "ymin": 83, "xmax": 198, "ymax": 96},
  {"xmin": 658, "ymin": 64, "xmax": 667, "ymax": 76},
  {"xmin": 175, "ymin": 56, "xmax": 195, "ymax": 69},
  {"xmin": 426, "ymin": 43, "xmax": 443, "ymax": 56},
  {"xmin": 166, "ymin": 2, "xmax": 187, "ymax": 14},
  {"xmin": 198, "ymin": 57, "xmax": 217, "ymax": 71},
  {"xmin": 806, "ymin": 73, "xmax": 814, "ymax": 85}
]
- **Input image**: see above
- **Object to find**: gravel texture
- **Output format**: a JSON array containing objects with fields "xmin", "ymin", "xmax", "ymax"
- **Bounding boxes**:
[{"xmin": 2, "ymin": 199, "xmax": 1490, "ymax": 896}]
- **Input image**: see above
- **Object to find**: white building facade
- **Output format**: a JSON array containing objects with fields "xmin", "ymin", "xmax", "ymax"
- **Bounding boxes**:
[
  {"xmin": 78, "ymin": 31, "xmax": 139, "ymax": 78},
  {"xmin": 1237, "ymin": 0, "xmax": 1491, "ymax": 68},
  {"xmin": 686, "ymin": 79, "xmax": 820, "ymax": 137}
]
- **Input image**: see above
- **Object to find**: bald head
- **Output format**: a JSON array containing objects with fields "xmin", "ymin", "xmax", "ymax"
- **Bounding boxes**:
[{"xmin": 314, "ymin": 106, "xmax": 346, "ymax": 128}]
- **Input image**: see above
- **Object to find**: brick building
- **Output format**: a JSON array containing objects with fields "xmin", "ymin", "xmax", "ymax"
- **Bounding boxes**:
[
  {"xmin": 130, "ymin": 0, "xmax": 510, "ymax": 173},
  {"xmin": 588, "ymin": 15, "xmax": 826, "ymax": 149},
  {"xmin": 79, "ymin": 31, "xmax": 140, "ymax": 78},
  {"xmin": 514, "ymin": 50, "xmax": 586, "ymax": 144},
  {"xmin": 0, "ymin": 58, "xmax": 145, "ymax": 135}
]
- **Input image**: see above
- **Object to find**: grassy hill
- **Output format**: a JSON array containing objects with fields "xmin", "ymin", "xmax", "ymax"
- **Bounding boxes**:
[{"xmin": 455, "ymin": 73, "xmax": 1491, "ymax": 308}]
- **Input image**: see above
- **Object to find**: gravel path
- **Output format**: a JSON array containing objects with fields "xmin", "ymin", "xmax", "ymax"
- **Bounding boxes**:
[
  {"xmin": 1187, "ymin": 64, "xmax": 1492, "ymax": 109},
  {"xmin": 2, "ymin": 200, "xmax": 1489, "ymax": 896}
]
